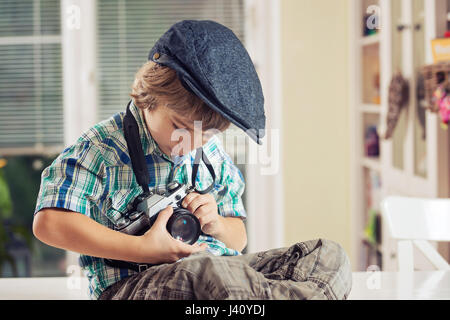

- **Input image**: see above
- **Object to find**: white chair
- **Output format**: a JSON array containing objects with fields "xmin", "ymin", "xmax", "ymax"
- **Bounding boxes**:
[{"xmin": 381, "ymin": 196, "xmax": 450, "ymax": 272}]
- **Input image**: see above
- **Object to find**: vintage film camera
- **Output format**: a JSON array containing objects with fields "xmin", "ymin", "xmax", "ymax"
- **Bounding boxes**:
[{"xmin": 115, "ymin": 181, "xmax": 201, "ymax": 245}]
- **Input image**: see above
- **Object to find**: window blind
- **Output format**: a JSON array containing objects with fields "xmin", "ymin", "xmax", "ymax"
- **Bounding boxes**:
[
  {"xmin": 96, "ymin": 0, "xmax": 245, "ymax": 121},
  {"xmin": 0, "ymin": 0, "xmax": 63, "ymax": 152}
]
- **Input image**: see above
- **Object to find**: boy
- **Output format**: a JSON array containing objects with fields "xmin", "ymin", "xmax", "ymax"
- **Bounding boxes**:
[{"xmin": 33, "ymin": 20, "xmax": 352, "ymax": 300}]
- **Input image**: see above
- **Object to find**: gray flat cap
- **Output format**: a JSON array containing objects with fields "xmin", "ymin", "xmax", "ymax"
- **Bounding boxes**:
[{"xmin": 148, "ymin": 19, "xmax": 266, "ymax": 145}]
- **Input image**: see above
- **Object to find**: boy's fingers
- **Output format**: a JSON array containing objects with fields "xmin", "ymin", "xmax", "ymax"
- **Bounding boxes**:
[
  {"xmin": 177, "ymin": 240, "xmax": 208, "ymax": 255},
  {"xmin": 181, "ymin": 192, "xmax": 200, "ymax": 209},
  {"xmin": 193, "ymin": 242, "xmax": 208, "ymax": 249},
  {"xmin": 194, "ymin": 207, "xmax": 211, "ymax": 222},
  {"xmin": 186, "ymin": 196, "xmax": 209, "ymax": 214},
  {"xmin": 154, "ymin": 206, "xmax": 173, "ymax": 228},
  {"xmin": 191, "ymin": 243, "xmax": 208, "ymax": 253}
]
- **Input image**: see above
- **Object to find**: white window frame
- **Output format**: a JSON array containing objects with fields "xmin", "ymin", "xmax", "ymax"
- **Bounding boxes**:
[
  {"xmin": 61, "ymin": 0, "xmax": 98, "ymax": 268},
  {"xmin": 244, "ymin": 0, "xmax": 284, "ymax": 253},
  {"xmin": 61, "ymin": 0, "xmax": 98, "ymax": 148}
]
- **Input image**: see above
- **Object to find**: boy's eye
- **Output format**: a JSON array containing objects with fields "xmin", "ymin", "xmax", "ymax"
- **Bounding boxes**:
[{"xmin": 172, "ymin": 122, "xmax": 179, "ymax": 129}]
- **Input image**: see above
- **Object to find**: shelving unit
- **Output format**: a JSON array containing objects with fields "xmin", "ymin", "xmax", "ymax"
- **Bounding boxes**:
[
  {"xmin": 350, "ymin": 0, "xmax": 383, "ymax": 272},
  {"xmin": 350, "ymin": 0, "xmax": 450, "ymax": 272}
]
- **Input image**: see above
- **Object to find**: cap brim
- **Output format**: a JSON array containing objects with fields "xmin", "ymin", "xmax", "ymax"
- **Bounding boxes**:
[{"xmin": 180, "ymin": 76, "xmax": 263, "ymax": 145}]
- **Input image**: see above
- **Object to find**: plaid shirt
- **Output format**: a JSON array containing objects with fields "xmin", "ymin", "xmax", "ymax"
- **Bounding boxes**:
[{"xmin": 34, "ymin": 100, "xmax": 247, "ymax": 299}]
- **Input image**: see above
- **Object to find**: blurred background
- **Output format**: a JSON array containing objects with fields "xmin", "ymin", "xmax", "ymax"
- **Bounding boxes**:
[{"xmin": 0, "ymin": 0, "xmax": 449, "ymax": 279}]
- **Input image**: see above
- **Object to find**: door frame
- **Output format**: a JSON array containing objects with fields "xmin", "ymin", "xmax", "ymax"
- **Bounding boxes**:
[{"xmin": 244, "ymin": 0, "xmax": 284, "ymax": 253}]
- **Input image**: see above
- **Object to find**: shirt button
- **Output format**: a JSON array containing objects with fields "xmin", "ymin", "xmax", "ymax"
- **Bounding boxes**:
[{"xmin": 153, "ymin": 52, "xmax": 160, "ymax": 60}]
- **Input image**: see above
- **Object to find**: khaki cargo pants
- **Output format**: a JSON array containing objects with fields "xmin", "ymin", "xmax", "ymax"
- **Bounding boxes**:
[{"xmin": 98, "ymin": 239, "xmax": 352, "ymax": 300}]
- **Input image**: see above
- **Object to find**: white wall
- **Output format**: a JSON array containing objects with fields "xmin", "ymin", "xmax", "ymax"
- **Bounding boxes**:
[{"xmin": 280, "ymin": 0, "xmax": 353, "ymax": 264}]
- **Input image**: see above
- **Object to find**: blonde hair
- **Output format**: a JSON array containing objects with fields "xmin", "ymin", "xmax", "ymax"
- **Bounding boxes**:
[{"xmin": 130, "ymin": 61, "xmax": 231, "ymax": 132}]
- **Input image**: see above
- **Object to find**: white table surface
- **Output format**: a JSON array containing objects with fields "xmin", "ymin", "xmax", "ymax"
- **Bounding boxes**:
[
  {"xmin": 348, "ymin": 271, "xmax": 450, "ymax": 300},
  {"xmin": 0, "ymin": 271, "xmax": 449, "ymax": 300},
  {"xmin": 0, "ymin": 277, "xmax": 89, "ymax": 300}
]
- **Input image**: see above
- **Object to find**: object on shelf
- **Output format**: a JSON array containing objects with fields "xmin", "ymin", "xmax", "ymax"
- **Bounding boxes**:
[
  {"xmin": 362, "ymin": 42, "xmax": 380, "ymax": 105},
  {"xmin": 422, "ymin": 61, "xmax": 450, "ymax": 112},
  {"xmin": 362, "ymin": 208, "xmax": 382, "ymax": 269},
  {"xmin": 424, "ymin": 76, "xmax": 450, "ymax": 129},
  {"xmin": 438, "ymin": 93, "xmax": 450, "ymax": 129},
  {"xmin": 364, "ymin": 209, "xmax": 381, "ymax": 248},
  {"xmin": 384, "ymin": 72, "xmax": 409, "ymax": 139},
  {"xmin": 431, "ymin": 37, "xmax": 450, "ymax": 63},
  {"xmin": 429, "ymin": 80, "xmax": 450, "ymax": 129},
  {"xmin": 431, "ymin": 82, "xmax": 447, "ymax": 107},
  {"xmin": 365, "ymin": 169, "xmax": 382, "ymax": 211},
  {"xmin": 363, "ymin": 12, "xmax": 379, "ymax": 37},
  {"xmin": 372, "ymin": 72, "xmax": 381, "ymax": 104},
  {"xmin": 365, "ymin": 125, "xmax": 379, "ymax": 157},
  {"xmin": 362, "ymin": 237, "xmax": 382, "ymax": 270},
  {"xmin": 416, "ymin": 74, "xmax": 427, "ymax": 139}
]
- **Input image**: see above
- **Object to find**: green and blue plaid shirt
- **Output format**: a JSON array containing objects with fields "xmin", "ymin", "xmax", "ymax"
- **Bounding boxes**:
[{"xmin": 34, "ymin": 100, "xmax": 247, "ymax": 299}]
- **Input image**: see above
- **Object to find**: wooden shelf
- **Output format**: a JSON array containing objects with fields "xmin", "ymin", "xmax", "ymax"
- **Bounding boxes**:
[
  {"xmin": 359, "ymin": 104, "xmax": 381, "ymax": 114},
  {"xmin": 361, "ymin": 156, "xmax": 381, "ymax": 171},
  {"xmin": 360, "ymin": 34, "xmax": 380, "ymax": 46}
]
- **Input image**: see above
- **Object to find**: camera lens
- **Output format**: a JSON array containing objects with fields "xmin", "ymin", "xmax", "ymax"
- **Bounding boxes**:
[{"xmin": 167, "ymin": 208, "xmax": 201, "ymax": 245}]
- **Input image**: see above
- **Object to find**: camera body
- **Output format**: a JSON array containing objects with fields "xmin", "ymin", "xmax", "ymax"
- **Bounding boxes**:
[{"xmin": 114, "ymin": 181, "xmax": 202, "ymax": 244}]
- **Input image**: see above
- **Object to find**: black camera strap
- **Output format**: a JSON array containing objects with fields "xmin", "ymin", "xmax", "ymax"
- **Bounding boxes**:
[
  {"xmin": 123, "ymin": 100, "xmax": 150, "ymax": 194},
  {"xmin": 191, "ymin": 145, "xmax": 215, "ymax": 194},
  {"xmin": 104, "ymin": 101, "xmax": 217, "ymax": 273},
  {"xmin": 123, "ymin": 99, "xmax": 216, "ymax": 196}
]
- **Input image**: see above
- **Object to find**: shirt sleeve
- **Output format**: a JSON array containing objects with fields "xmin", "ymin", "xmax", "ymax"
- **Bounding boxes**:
[
  {"xmin": 214, "ymin": 158, "xmax": 247, "ymax": 220},
  {"xmin": 34, "ymin": 140, "xmax": 106, "ymax": 217}
]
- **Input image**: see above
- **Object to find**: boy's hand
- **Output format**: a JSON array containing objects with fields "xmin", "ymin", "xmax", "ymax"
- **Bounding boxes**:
[
  {"xmin": 136, "ymin": 205, "xmax": 208, "ymax": 264},
  {"xmin": 181, "ymin": 192, "xmax": 224, "ymax": 237}
]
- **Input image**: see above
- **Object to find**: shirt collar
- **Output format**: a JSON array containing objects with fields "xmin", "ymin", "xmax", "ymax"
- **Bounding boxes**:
[{"xmin": 129, "ymin": 99, "xmax": 173, "ymax": 162}]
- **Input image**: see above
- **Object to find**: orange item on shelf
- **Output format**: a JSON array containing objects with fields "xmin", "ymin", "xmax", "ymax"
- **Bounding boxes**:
[{"xmin": 431, "ymin": 38, "xmax": 450, "ymax": 63}]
